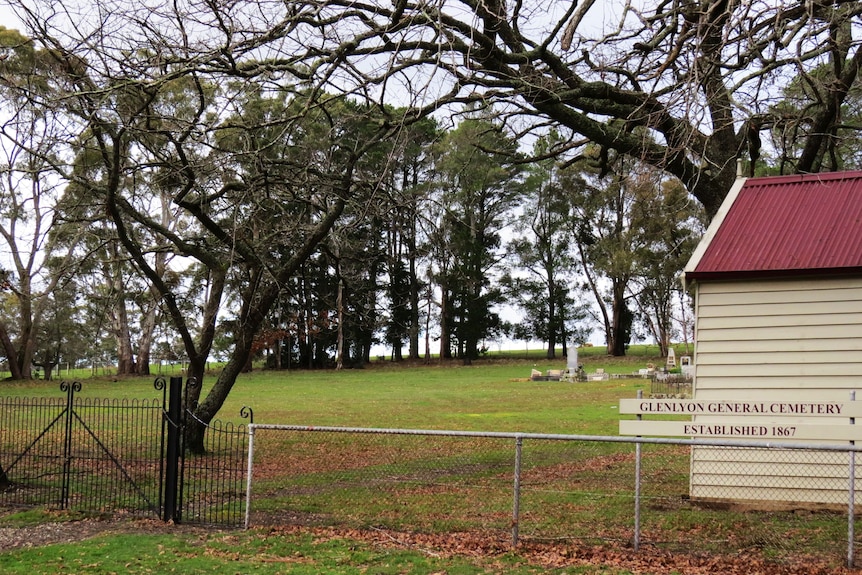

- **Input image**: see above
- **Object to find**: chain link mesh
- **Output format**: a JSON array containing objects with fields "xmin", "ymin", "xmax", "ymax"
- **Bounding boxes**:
[{"xmin": 248, "ymin": 428, "xmax": 859, "ymax": 568}]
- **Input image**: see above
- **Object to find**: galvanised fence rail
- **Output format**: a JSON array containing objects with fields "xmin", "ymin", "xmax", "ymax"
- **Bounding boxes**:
[{"xmin": 245, "ymin": 424, "xmax": 862, "ymax": 570}]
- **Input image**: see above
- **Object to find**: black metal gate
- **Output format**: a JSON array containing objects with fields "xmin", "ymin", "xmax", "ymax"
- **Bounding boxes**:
[
  {"xmin": 0, "ymin": 377, "xmax": 249, "ymax": 527},
  {"xmin": 172, "ymin": 377, "xmax": 251, "ymax": 526}
]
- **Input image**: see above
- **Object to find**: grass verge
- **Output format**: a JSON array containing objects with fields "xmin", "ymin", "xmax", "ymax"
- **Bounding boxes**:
[{"xmin": 0, "ymin": 523, "xmax": 642, "ymax": 575}]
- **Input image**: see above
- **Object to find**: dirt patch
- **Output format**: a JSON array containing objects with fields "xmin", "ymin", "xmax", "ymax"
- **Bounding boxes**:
[
  {"xmin": 266, "ymin": 524, "xmax": 861, "ymax": 575},
  {"xmin": 0, "ymin": 515, "xmax": 207, "ymax": 551},
  {"xmin": 1, "ymin": 515, "xmax": 858, "ymax": 575}
]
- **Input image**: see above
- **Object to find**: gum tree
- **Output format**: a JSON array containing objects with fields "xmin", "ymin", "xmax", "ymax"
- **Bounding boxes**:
[
  {"xmin": 428, "ymin": 112, "xmax": 522, "ymax": 362},
  {"xmin": 3, "ymin": 0, "xmax": 859, "ymax": 413},
  {"xmin": 0, "ymin": 26, "xmax": 85, "ymax": 380},
  {"xmin": 0, "ymin": 9, "xmax": 392, "ymax": 448},
  {"xmin": 504, "ymin": 131, "xmax": 584, "ymax": 358}
]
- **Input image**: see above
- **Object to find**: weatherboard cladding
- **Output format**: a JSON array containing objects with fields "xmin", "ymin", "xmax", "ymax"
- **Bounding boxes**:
[
  {"xmin": 688, "ymin": 275, "xmax": 862, "ymax": 507},
  {"xmin": 688, "ymin": 171, "xmax": 862, "ymax": 280}
]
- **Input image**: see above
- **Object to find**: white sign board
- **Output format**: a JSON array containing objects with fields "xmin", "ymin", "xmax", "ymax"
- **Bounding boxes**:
[
  {"xmin": 619, "ymin": 398, "xmax": 862, "ymax": 441},
  {"xmin": 619, "ymin": 420, "xmax": 862, "ymax": 441},
  {"xmin": 619, "ymin": 399, "xmax": 862, "ymax": 418}
]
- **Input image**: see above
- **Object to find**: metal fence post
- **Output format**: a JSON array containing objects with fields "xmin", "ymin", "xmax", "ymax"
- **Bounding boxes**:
[
  {"xmin": 512, "ymin": 435, "xmax": 523, "ymax": 546},
  {"xmin": 245, "ymin": 424, "xmax": 256, "ymax": 529},
  {"xmin": 59, "ymin": 381, "xmax": 81, "ymax": 510},
  {"xmin": 163, "ymin": 376, "xmax": 183, "ymax": 522},
  {"xmin": 634, "ymin": 389, "xmax": 642, "ymax": 551},
  {"xmin": 849, "ymin": 390, "xmax": 856, "ymax": 568},
  {"xmin": 155, "ymin": 378, "xmax": 169, "ymax": 512}
]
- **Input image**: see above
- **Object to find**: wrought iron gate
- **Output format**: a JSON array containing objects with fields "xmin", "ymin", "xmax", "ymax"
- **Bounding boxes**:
[{"xmin": 0, "ymin": 377, "xmax": 249, "ymax": 527}]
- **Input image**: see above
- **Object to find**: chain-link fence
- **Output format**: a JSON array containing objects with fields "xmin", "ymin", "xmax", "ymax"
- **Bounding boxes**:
[{"xmin": 245, "ymin": 424, "xmax": 862, "ymax": 570}]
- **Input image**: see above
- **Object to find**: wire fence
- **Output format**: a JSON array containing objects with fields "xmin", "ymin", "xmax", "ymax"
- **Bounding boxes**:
[
  {"xmin": 245, "ymin": 424, "xmax": 862, "ymax": 570},
  {"xmin": 5, "ymin": 386, "xmax": 860, "ymax": 570}
]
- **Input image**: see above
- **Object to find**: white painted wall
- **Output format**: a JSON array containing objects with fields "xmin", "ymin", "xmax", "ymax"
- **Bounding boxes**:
[{"xmin": 690, "ymin": 276, "xmax": 862, "ymax": 507}]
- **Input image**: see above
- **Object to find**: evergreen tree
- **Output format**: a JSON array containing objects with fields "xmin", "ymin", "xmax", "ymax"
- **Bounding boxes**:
[
  {"xmin": 505, "ymin": 132, "xmax": 586, "ymax": 358},
  {"xmin": 429, "ymin": 112, "xmax": 522, "ymax": 362}
]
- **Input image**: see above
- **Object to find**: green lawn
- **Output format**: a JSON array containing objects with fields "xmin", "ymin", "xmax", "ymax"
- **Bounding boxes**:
[
  {"xmin": 2, "ymin": 347, "xmax": 853, "ymax": 575},
  {"xmin": 0, "ymin": 349, "xmax": 661, "ymax": 434},
  {"xmin": 0, "ymin": 525, "xmax": 643, "ymax": 575}
]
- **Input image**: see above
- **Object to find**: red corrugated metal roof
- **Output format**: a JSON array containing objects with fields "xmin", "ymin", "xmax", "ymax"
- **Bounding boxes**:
[{"xmin": 688, "ymin": 171, "xmax": 862, "ymax": 280}]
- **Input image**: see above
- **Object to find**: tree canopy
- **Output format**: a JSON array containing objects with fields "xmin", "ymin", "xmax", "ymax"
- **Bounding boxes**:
[
  {"xmin": 7, "ymin": 0, "xmax": 859, "ymax": 216},
  {"xmin": 0, "ymin": 0, "xmax": 859, "ymax": 422}
]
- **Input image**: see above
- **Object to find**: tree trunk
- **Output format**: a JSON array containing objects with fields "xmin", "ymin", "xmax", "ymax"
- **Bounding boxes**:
[
  {"xmin": 137, "ymin": 198, "xmax": 171, "ymax": 376},
  {"xmin": 408, "ymin": 250, "xmax": 420, "ymax": 359},
  {"xmin": 335, "ymin": 272, "xmax": 344, "ymax": 370},
  {"xmin": 546, "ymin": 278, "xmax": 557, "ymax": 359},
  {"xmin": 576, "ymin": 239, "xmax": 614, "ymax": 356},
  {"xmin": 439, "ymin": 284, "xmax": 452, "ymax": 359},
  {"xmin": 185, "ymin": 199, "xmax": 346, "ymax": 452},
  {"xmin": 114, "ymin": 320, "xmax": 136, "ymax": 375},
  {"xmin": 424, "ymin": 288, "xmax": 432, "ymax": 361},
  {"xmin": 0, "ymin": 322, "xmax": 23, "ymax": 380},
  {"xmin": 135, "ymin": 343, "xmax": 152, "ymax": 376},
  {"xmin": 273, "ymin": 338, "xmax": 282, "ymax": 369},
  {"xmin": 136, "ymin": 299, "xmax": 159, "ymax": 375},
  {"xmin": 43, "ymin": 361, "xmax": 56, "ymax": 381},
  {"xmin": 610, "ymin": 285, "xmax": 627, "ymax": 357},
  {"xmin": 109, "ymin": 243, "xmax": 137, "ymax": 375},
  {"xmin": 302, "ymin": 269, "xmax": 315, "ymax": 369},
  {"xmin": 407, "ymin": 173, "xmax": 421, "ymax": 360},
  {"xmin": 112, "ymin": 283, "xmax": 137, "ymax": 375},
  {"xmin": 17, "ymin": 337, "xmax": 34, "ymax": 380},
  {"xmin": 17, "ymin": 296, "xmax": 35, "ymax": 380},
  {"xmin": 185, "ymin": 352, "xmax": 238, "ymax": 453}
]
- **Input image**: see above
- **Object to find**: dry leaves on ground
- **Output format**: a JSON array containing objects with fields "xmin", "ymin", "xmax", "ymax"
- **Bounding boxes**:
[{"xmin": 1, "ymin": 517, "xmax": 859, "ymax": 575}]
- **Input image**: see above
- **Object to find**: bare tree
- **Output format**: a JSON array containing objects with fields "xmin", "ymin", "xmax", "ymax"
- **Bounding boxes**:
[
  {"xmin": 2, "ymin": 0, "xmax": 858, "ymax": 412},
  {"xmin": 0, "ymin": 26, "xmax": 84, "ymax": 379},
  {"xmin": 0, "ymin": 1, "xmax": 412, "ymax": 443},
  {"xmin": 53, "ymin": 0, "xmax": 849, "ymax": 219}
]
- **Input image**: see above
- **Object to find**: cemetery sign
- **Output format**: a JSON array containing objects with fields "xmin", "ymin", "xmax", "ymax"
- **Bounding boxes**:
[{"xmin": 619, "ymin": 399, "xmax": 862, "ymax": 441}]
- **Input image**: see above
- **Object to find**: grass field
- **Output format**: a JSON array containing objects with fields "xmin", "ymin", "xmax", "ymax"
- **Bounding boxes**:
[
  {"xmin": 0, "ymin": 522, "xmax": 657, "ymax": 575},
  {"xmin": 1, "ymin": 346, "xmax": 856, "ymax": 575},
  {"xmin": 0, "ymin": 346, "xmax": 662, "ymax": 433}
]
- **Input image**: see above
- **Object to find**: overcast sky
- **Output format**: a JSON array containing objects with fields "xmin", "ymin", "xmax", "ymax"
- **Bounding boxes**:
[
  {"xmin": 1, "ymin": 3, "xmax": 21, "ymax": 30},
  {"xmin": 0, "ymin": 2, "xmax": 617, "ymax": 353}
]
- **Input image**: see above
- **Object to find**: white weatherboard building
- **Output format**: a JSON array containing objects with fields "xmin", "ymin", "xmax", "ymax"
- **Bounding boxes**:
[{"xmin": 681, "ymin": 171, "xmax": 862, "ymax": 508}]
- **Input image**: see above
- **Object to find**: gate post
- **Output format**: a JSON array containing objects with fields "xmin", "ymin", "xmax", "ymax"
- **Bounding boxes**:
[
  {"xmin": 163, "ymin": 376, "xmax": 183, "ymax": 522},
  {"xmin": 60, "ymin": 381, "xmax": 81, "ymax": 509}
]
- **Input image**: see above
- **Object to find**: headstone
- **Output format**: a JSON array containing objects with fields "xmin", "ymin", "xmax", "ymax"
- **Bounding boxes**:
[
  {"xmin": 666, "ymin": 348, "xmax": 676, "ymax": 369},
  {"xmin": 680, "ymin": 356, "xmax": 694, "ymax": 377},
  {"xmin": 567, "ymin": 346, "xmax": 578, "ymax": 370}
]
